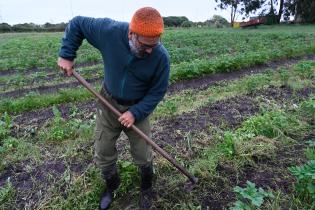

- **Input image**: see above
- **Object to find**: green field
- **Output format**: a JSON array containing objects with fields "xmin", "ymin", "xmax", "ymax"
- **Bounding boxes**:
[{"xmin": 0, "ymin": 25, "xmax": 315, "ymax": 209}]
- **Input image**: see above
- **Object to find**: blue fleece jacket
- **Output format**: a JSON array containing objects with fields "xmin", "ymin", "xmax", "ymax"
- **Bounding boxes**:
[{"xmin": 59, "ymin": 16, "xmax": 170, "ymax": 121}]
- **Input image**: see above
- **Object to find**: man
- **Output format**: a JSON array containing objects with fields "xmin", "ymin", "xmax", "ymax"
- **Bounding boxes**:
[{"xmin": 57, "ymin": 7, "xmax": 170, "ymax": 210}]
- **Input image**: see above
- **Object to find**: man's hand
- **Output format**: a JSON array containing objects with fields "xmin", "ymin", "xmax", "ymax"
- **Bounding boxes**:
[
  {"xmin": 118, "ymin": 111, "xmax": 135, "ymax": 128},
  {"xmin": 57, "ymin": 57, "xmax": 74, "ymax": 76}
]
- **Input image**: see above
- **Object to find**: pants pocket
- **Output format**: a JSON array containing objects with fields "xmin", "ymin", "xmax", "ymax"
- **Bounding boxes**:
[{"xmin": 94, "ymin": 130, "xmax": 103, "ymax": 142}]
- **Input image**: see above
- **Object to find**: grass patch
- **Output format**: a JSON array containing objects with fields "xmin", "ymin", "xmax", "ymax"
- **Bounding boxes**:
[
  {"xmin": 0, "ymin": 179, "xmax": 15, "ymax": 209},
  {"xmin": 1, "ymin": 59, "xmax": 314, "ymax": 115}
]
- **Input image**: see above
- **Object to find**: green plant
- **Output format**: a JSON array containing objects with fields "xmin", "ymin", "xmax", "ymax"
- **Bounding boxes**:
[
  {"xmin": 278, "ymin": 67, "xmax": 290, "ymax": 86},
  {"xmin": 184, "ymin": 131, "xmax": 193, "ymax": 152},
  {"xmin": 0, "ymin": 137, "xmax": 19, "ymax": 154},
  {"xmin": 237, "ymin": 110, "xmax": 290, "ymax": 139},
  {"xmin": 0, "ymin": 87, "xmax": 94, "ymax": 115},
  {"xmin": 220, "ymin": 131, "xmax": 235, "ymax": 156},
  {"xmin": 190, "ymin": 147, "xmax": 221, "ymax": 178},
  {"xmin": 176, "ymin": 203, "xmax": 202, "ymax": 209},
  {"xmin": 163, "ymin": 100, "xmax": 178, "ymax": 116},
  {"xmin": 41, "ymin": 106, "xmax": 76, "ymax": 141},
  {"xmin": 305, "ymin": 139, "xmax": 315, "ymax": 160},
  {"xmin": 289, "ymin": 160, "xmax": 315, "ymax": 204},
  {"xmin": 293, "ymin": 61, "xmax": 315, "ymax": 79},
  {"xmin": 245, "ymin": 77, "xmax": 264, "ymax": 93},
  {"xmin": 43, "ymin": 165, "xmax": 104, "ymax": 209},
  {"xmin": 307, "ymin": 140, "xmax": 315, "ymax": 147},
  {"xmin": 234, "ymin": 136, "xmax": 277, "ymax": 163},
  {"xmin": 0, "ymin": 179, "xmax": 14, "ymax": 204},
  {"xmin": 300, "ymin": 98, "xmax": 315, "ymax": 116},
  {"xmin": 69, "ymin": 104, "xmax": 79, "ymax": 118},
  {"xmin": 0, "ymin": 112, "xmax": 12, "ymax": 141},
  {"xmin": 50, "ymin": 106, "xmax": 70, "ymax": 141},
  {"xmin": 38, "ymin": 105, "xmax": 93, "ymax": 141},
  {"xmin": 231, "ymin": 181, "xmax": 274, "ymax": 210},
  {"xmin": 117, "ymin": 161, "xmax": 138, "ymax": 194}
]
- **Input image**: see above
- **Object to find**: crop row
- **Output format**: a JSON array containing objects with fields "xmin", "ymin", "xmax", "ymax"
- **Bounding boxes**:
[
  {"xmin": 0, "ymin": 64, "xmax": 104, "ymax": 92},
  {"xmin": 1, "ymin": 26, "xmax": 315, "ymax": 71},
  {"xmin": 1, "ymin": 59, "xmax": 314, "ymax": 116},
  {"xmin": 1, "ymin": 68, "xmax": 314, "ymax": 209}
]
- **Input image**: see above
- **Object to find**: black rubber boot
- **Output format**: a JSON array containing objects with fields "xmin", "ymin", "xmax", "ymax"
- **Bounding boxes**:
[
  {"xmin": 99, "ymin": 165, "xmax": 121, "ymax": 210},
  {"xmin": 139, "ymin": 163, "xmax": 154, "ymax": 210}
]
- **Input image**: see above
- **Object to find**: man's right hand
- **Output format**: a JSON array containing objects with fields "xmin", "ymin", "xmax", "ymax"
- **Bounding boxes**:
[{"xmin": 57, "ymin": 57, "xmax": 74, "ymax": 76}]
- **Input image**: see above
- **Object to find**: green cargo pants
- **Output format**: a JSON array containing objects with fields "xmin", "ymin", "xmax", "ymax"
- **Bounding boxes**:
[{"xmin": 93, "ymin": 88, "xmax": 152, "ymax": 170}]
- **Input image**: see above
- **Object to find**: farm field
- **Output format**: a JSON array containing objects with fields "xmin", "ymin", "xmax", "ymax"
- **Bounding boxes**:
[{"xmin": 0, "ymin": 25, "xmax": 315, "ymax": 209}]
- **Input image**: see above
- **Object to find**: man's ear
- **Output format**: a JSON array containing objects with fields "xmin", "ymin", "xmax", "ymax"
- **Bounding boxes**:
[{"xmin": 128, "ymin": 31, "xmax": 132, "ymax": 39}]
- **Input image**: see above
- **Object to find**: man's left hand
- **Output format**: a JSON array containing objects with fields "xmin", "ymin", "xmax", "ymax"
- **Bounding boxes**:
[{"xmin": 118, "ymin": 111, "xmax": 135, "ymax": 128}]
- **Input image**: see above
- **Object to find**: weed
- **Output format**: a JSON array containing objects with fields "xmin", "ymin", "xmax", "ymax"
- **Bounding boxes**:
[
  {"xmin": 305, "ymin": 139, "xmax": 315, "ymax": 160},
  {"xmin": 39, "ymin": 106, "xmax": 93, "ymax": 141},
  {"xmin": 0, "ymin": 178, "xmax": 14, "ymax": 205},
  {"xmin": 231, "ymin": 181, "xmax": 274, "ymax": 210},
  {"xmin": 237, "ymin": 110, "xmax": 291, "ymax": 139},
  {"xmin": 234, "ymin": 136, "xmax": 277, "ymax": 164},
  {"xmin": 0, "ymin": 137, "xmax": 19, "ymax": 153},
  {"xmin": 245, "ymin": 76, "xmax": 266, "ymax": 93},
  {"xmin": 300, "ymin": 97, "xmax": 315, "ymax": 117},
  {"xmin": 289, "ymin": 160, "xmax": 315, "ymax": 205},
  {"xmin": 220, "ymin": 131, "xmax": 235, "ymax": 156},
  {"xmin": 42, "ymin": 165, "xmax": 103, "ymax": 209},
  {"xmin": 69, "ymin": 104, "xmax": 79, "ymax": 118},
  {"xmin": 117, "ymin": 161, "xmax": 138, "ymax": 194},
  {"xmin": 184, "ymin": 131, "xmax": 193, "ymax": 153},
  {"xmin": 0, "ymin": 112, "xmax": 12, "ymax": 142},
  {"xmin": 190, "ymin": 147, "xmax": 222, "ymax": 178},
  {"xmin": 293, "ymin": 60, "xmax": 315, "ymax": 79},
  {"xmin": 175, "ymin": 203, "xmax": 202, "ymax": 209},
  {"xmin": 163, "ymin": 100, "xmax": 178, "ymax": 116},
  {"xmin": 278, "ymin": 67, "xmax": 290, "ymax": 86}
]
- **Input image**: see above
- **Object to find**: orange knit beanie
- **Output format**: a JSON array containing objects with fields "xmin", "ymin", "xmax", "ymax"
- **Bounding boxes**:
[{"xmin": 130, "ymin": 7, "xmax": 164, "ymax": 37}]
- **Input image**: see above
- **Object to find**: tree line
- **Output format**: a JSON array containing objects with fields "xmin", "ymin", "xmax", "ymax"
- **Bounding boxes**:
[
  {"xmin": 0, "ymin": 16, "xmax": 231, "ymax": 33},
  {"xmin": 0, "ymin": 22, "xmax": 67, "ymax": 33},
  {"xmin": 215, "ymin": 0, "xmax": 315, "ymax": 26},
  {"xmin": 1, "ymin": 1, "xmax": 314, "ymax": 34}
]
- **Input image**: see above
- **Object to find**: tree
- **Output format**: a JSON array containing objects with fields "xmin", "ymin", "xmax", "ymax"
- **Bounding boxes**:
[
  {"xmin": 181, "ymin": 20, "xmax": 193, "ymax": 27},
  {"xmin": 278, "ymin": 0, "xmax": 285, "ymax": 23},
  {"xmin": 215, "ymin": 0, "xmax": 264, "ymax": 26},
  {"xmin": 243, "ymin": 0, "xmax": 284, "ymax": 24},
  {"xmin": 212, "ymin": 15, "xmax": 230, "ymax": 26},
  {"xmin": 267, "ymin": 0, "xmax": 285, "ymax": 23},
  {"xmin": 206, "ymin": 15, "xmax": 229, "ymax": 27},
  {"xmin": 283, "ymin": 0, "xmax": 315, "ymax": 23},
  {"xmin": 163, "ymin": 16, "xmax": 189, "ymax": 27},
  {"xmin": 215, "ymin": 0, "xmax": 241, "ymax": 26},
  {"xmin": 0, "ymin": 23, "xmax": 11, "ymax": 32}
]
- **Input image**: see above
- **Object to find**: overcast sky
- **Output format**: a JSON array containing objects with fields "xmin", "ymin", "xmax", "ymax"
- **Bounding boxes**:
[{"xmin": 0, "ymin": 0, "xmax": 233, "ymax": 25}]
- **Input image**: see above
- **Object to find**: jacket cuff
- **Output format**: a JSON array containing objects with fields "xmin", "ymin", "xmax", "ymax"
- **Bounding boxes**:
[
  {"xmin": 129, "ymin": 107, "xmax": 141, "ymax": 122},
  {"xmin": 58, "ymin": 52, "xmax": 75, "ymax": 61}
]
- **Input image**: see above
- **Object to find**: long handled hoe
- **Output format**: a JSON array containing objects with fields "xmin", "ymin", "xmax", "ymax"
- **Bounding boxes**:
[{"xmin": 72, "ymin": 70, "xmax": 198, "ymax": 187}]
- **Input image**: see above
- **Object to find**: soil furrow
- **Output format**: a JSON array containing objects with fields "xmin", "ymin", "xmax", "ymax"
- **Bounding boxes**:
[
  {"xmin": 1, "ymin": 54, "xmax": 315, "ymax": 99},
  {"xmin": 0, "ymin": 77, "xmax": 102, "ymax": 98},
  {"xmin": 0, "ymin": 61, "xmax": 102, "ymax": 77},
  {"xmin": 168, "ymin": 54, "xmax": 315, "ymax": 94},
  {"xmin": 0, "ymin": 71, "xmax": 101, "ymax": 91},
  {"xmin": 2, "ymin": 85, "xmax": 314, "ymax": 209},
  {"xmin": 200, "ymin": 133, "xmax": 314, "ymax": 210}
]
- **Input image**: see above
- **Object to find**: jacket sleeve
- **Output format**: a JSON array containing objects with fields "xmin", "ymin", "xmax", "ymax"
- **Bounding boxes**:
[
  {"xmin": 128, "ymin": 55, "xmax": 170, "ymax": 121},
  {"xmin": 59, "ymin": 16, "xmax": 112, "ymax": 60}
]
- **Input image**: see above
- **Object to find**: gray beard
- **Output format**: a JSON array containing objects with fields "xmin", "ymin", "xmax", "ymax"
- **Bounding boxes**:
[{"xmin": 128, "ymin": 40, "xmax": 147, "ymax": 58}]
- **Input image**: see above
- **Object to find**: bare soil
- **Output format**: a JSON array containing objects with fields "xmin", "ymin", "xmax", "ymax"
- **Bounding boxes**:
[{"xmin": 1, "ymin": 84, "xmax": 314, "ymax": 209}]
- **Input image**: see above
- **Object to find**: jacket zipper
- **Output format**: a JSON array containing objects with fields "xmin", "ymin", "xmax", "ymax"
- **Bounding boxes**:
[
  {"xmin": 120, "ymin": 71, "xmax": 127, "ymax": 99},
  {"xmin": 120, "ymin": 56, "xmax": 133, "ymax": 99}
]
